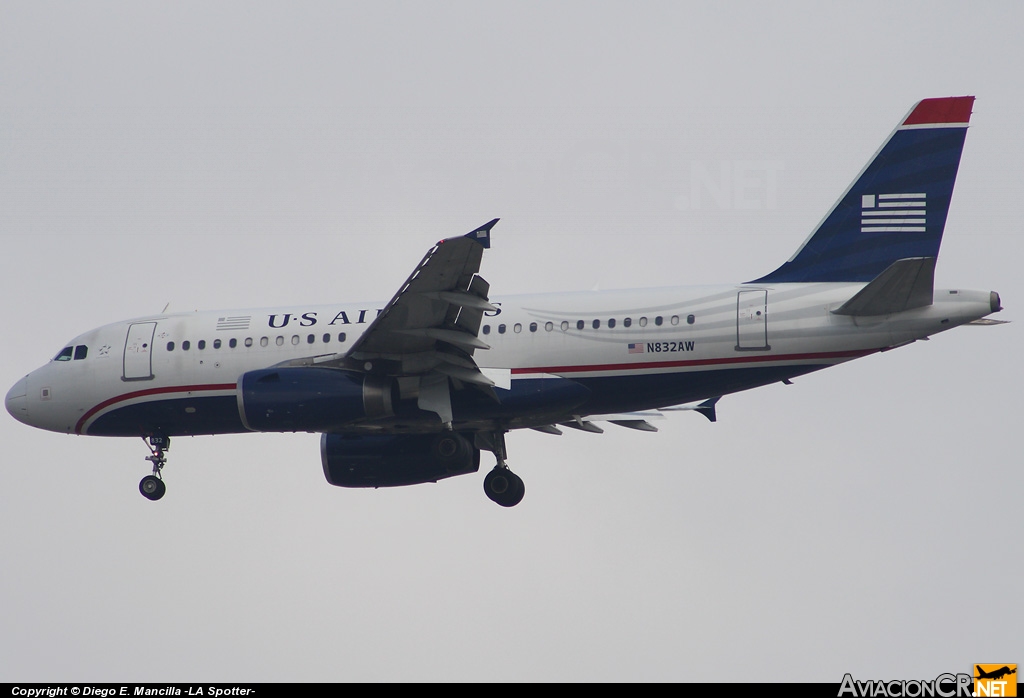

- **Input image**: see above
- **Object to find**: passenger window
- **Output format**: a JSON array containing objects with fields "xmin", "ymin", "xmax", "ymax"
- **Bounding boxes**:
[
  {"xmin": 545, "ymin": 322, "xmax": 553, "ymax": 331},
  {"xmin": 167, "ymin": 342, "xmax": 175, "ymax": 352},
  {"xmin": 498, "ymin": 324, "xmax": 506, "ymax": 334},
  {"xmin": 74, "ymin": 345, "xmax": 88, "ymax": 360},
  {"xmin": 483, "ymin": 325, "xmax": 491, "ymax": 335},
  {"xmin": 687, "ymin": 314, "xmax": 696, "ymax": 325},
  {"xmin": 576, "ymin": 320, "xmax": 584, "ymax": 330},
  {"xmin": 291, "ymin": 335, "xmax": 300, "ymax": 345},
  {"xmin": 592, "ymin": 319, "xmax": 600, "ymax": 329},
  {"xmin": 561, "ymin": 321, "xmax": 569, "ymax": 331},
  {"xmin": 245, "ymin": 338, "xmax": 253, "ymax": 348},
  {"xmin": 608, "ymin": 318, "xmax": 616, "ymax": 328},
  {"xmin": 671, "ymin": 315, "xmax": 679, "ymax": 326},
  {"xmin": 338, "ymin": 333, "xmax": 346, "ymax": 342},
  {"xmin": 54, "ymin": 347, "xmax": 73, "ymax": 362},
  {"xmin": 514, "ymin": 323, "xmax": 522, "ymax": 333},
  {"xmin": 624, "ymin": 317, "xmax": 632, "ymax": 327},
  {"xmin": 639, "ymin": 317, "xmax": 648, "ymax": 327},
  {"xmin": 260, "ymin": 337, "xmax": 268, "ymax": 347},
  {"xmin": 198, "ymin": 340, "xmax": 206, "ymax": 350},
  {"xmin": 276, "ymin": 336, "xmax": 284, "ymax": 346},
  {"xmin": 182, "ymin": 341, "xmax": 191, "ymax": 351},
  {"xmin": 323, "ymin": 333, "xmax": 331, "ymax": 343},
  {"xmin": 229, "ymin": 338, "xmax": 237, "ymax": 348},
  {"xmin": 655, "ymin": 316, "xmax": 663, "ymax": 326},
  {"xmin": 307, "ymin": 335, "xmax": 315, "ymax": 344},
  {"xmin": 213, "ymin": 339, "xmax": 222, "ymax": 349}
]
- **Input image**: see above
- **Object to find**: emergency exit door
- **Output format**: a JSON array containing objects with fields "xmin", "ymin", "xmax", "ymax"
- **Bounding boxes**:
[{"xmin": 736, "ymin": 290, "xmax": 770, "ymax": 351}]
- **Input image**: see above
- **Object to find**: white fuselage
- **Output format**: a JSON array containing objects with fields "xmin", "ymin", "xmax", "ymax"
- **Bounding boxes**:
[{"xmin": 5, "ymin": 282, "xmax": 995, "ymax": 438}]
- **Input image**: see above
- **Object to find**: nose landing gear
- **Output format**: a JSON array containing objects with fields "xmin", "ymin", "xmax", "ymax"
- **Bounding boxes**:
[{"xmin": 139, "ymin": 435, "xmax": 169, "ymax": 501}]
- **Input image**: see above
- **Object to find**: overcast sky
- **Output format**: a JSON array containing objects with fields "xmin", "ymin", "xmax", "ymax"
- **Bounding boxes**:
[{"xmin": 1, "ymin": 1, "xmax": 1020, "ymax": 682}]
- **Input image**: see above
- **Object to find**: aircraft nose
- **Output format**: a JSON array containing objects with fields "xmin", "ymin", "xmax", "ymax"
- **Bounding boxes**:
[{"xmin": 6, "ymin": 376, "xmax": 29, "ymax": 424}]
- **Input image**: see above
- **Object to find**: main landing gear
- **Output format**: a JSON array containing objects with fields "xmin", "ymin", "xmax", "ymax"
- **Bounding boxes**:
[
  {"xmin": 482, "ymin": 431, "xmax": 525, "ymax": 508},
  {"xmin": 139, "ymin": 435, "xmax": 169, "ymax": 501}
]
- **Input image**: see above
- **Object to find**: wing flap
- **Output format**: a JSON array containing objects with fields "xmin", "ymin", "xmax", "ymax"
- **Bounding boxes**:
[
  {"xmin": 347, "ymin": 220, "xmax": 498, "ymax": 364},
  {"xmin": 331, "ymin": 219, "xmax": 500, "ymax": 424}
]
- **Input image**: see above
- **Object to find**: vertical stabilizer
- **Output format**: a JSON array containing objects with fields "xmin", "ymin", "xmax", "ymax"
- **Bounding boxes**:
[{"xmin": 753, "ymin": 97, "xmax": 974, "ymax": 283}]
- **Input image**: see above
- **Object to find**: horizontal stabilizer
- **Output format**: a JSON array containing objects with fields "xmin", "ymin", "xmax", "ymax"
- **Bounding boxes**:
[{"xmin": 832, "ymin": 257, "xmax": 935, "ymax": 317}]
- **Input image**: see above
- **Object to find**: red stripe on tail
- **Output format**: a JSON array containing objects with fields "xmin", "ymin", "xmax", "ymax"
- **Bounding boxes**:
[{"xmin": 902, "ymin": 96, "xmax": 975, "ymax": 125}]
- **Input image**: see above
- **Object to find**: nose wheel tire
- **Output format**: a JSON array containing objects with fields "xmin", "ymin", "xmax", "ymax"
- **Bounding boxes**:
[
  {"xmin": 139, "ymin": 435, "xmax": 169, "ymax": 501},
  {"xmin": 139, "ymin": 475, "xmax": 166, "ymax": 501},
  {"xmin": 484, "ymin": 466, "xmax": 525, "ymax": 507}
]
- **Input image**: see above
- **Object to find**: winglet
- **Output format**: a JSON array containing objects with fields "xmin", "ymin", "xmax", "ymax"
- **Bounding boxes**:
[
  {"xmin": 695, "ymin": 397, "xmax": 720, "ymax": 423},
  {"xmin": 660, "ymin": 396, "xmax": 721, "ymax": 421},
  {"xmin": 464, "ymin": 218, "xmax": 499, "ymax": 249}
]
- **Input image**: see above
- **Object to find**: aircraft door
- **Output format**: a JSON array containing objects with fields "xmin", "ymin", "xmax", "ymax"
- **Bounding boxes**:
[
  {"xmin": 736, "ymin": 290, "xmax": 770, "ymax": 351},
  {"xmin": 123, "ymin": 322, "xmax": 157, "ymax": 381}
]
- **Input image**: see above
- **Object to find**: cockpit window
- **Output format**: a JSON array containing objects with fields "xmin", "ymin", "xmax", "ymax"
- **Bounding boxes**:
[
  {"xmin": 74, "ymin": 345, "xmax": 88, "ymax": 360},
  {"xmin": 54, "ymin": 346, "xmax": 73, "ymax": 362}
]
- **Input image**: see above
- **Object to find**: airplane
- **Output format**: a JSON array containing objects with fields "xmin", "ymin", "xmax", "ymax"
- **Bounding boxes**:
[
  {"xmin": 975, "ymin": 666, "xmax": 1017, "ymax": 681},
  {"xmin": 5, "ymin": 96, "xmax": 1005, "ymax": 507}
]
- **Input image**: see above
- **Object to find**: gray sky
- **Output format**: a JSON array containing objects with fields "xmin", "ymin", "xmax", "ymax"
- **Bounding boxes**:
[{"xmin": 1, "ymin": 1, "xmax": 1020, "ymax": 682}]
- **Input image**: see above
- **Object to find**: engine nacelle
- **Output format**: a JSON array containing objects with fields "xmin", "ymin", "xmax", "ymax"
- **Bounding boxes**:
[
  {"xmin": 238, "ymin": 367, "xmax": 394, "ymax": 433},
  {"xmin": 321, "ymin": 432, "xmax": 480, "ymax": 487}
]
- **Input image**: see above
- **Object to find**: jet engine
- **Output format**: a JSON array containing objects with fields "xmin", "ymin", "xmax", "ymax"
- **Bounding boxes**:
[
  {"xmin": 321, "ymin": 432, "xmax": 480, "ymax": 487},
  {"xmin": 238, "ymin": 367, "xmax": 394, "ymax": 432}
]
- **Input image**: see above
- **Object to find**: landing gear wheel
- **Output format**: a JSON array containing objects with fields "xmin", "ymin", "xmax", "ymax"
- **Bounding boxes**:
[
  {"xmin": 139, "ymin": 435, "xmax": 170, "ymax": 501},
  {"xmin": 139, "ymin": 475, "xmax": 166, "ymax": 501},
  {"xmin": 484, "ymin": 466, "xmax": 525, "ymax": 507}
]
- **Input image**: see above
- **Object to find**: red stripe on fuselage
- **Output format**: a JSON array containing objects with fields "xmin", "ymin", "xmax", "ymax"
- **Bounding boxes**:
[
  {"xmin": 76, "ymin": 383, "xmax": 238, "ymax": 435},
  {"xmin": 74, "ymin": 349, "xmax": 877, "ymax": 434},
  {"xmin": 510, "ymin": 348, "xmax": 876, "ymax": 375}
]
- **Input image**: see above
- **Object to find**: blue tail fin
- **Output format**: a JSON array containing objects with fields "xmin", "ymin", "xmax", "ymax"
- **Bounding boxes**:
[{"xmin": 753, "ymin": 97, "xmax": 974, "ymax": 283}]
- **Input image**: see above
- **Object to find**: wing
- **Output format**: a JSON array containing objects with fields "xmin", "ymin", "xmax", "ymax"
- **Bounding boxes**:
[
  {"xmin": 529, "ymin": 398, "xmax": 723, "ymax": 435},
  {"xmin": 333, "ymin": 219, "xmax": 499, "ymax": 425}
]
